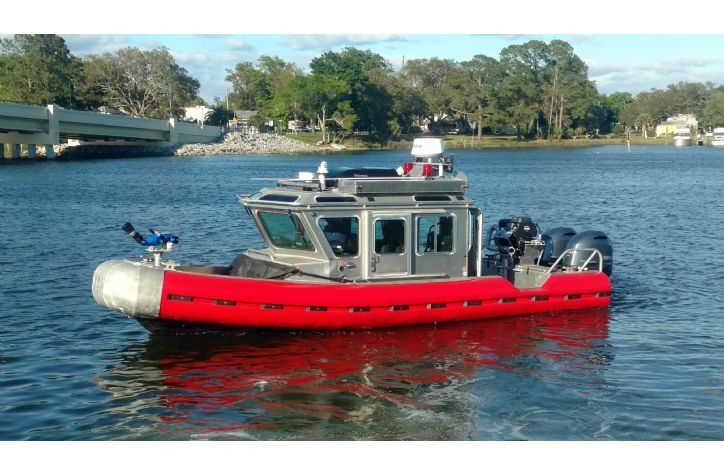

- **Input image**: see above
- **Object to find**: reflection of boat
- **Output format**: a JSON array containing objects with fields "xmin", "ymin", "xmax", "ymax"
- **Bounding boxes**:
[
  {"xmin": 97, "ymin": 310, "xmax": 611, "ymax": 439},
  {"xmin": 673, "ymin": 127, "xmax": 692, "ymax": 146},
  {"xmin": 93, "ymin": 138, "xmax": 613, "ymax": 332},
  {"xmin": 712, "ymin": 127, "xmax": 724, "ymax": 147}
]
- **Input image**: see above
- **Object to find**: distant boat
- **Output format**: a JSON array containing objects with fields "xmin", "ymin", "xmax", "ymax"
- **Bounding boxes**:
[
  {"xmin": 712, "ymin": 127, "xmax": 724, "ymax": 147},
  {"xmin": 673, "ymin": 126, "xmax": 692, "ymax": 147}
]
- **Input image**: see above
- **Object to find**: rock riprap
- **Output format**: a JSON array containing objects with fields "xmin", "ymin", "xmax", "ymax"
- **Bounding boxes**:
[{"xmin": 175, "ymin": 132, "xmax": 321, "ymax": 156}]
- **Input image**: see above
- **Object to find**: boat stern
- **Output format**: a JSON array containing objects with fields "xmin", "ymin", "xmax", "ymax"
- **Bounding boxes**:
[{"xmin": 92, "ymin": 260, "xmax": 165, "ymax": 319}]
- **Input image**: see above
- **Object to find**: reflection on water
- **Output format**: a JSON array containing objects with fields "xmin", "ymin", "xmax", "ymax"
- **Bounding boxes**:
[
  {"xmin": 96, "ymin": 310, "xmax": 612, "ymax": 440},
  {"xmin": 10, "ymin": 147, "xmax": 724, "ymax": 440}
]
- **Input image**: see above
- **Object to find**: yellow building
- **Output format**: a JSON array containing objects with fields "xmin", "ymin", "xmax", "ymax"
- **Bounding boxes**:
[{"xmin": 656, "ymin": 114, "xmax": 698, "ymax": 137}]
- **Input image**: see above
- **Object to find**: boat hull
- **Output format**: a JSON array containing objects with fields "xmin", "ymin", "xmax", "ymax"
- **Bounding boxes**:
[
  {"xmin": 163, "ymin": 271, "xmax": 609, "ymax": 331},
  {"xmin": 674, "ymin": 137, "xmax": 692, "ymax": 147},
  {"xmin": 94, "ymin": 260, "xmax": 611, "ymax": 331}
]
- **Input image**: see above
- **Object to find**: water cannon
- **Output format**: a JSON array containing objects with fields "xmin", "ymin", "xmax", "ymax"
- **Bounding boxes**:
[{"xmin": 122, "ymin": 222, "xmax": 179, "ymax": 266}]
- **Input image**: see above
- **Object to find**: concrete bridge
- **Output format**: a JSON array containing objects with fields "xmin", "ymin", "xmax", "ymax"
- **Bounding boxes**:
[{"xmin": 0, "ymin": 101, "xmax": 221, "ymax": 159}]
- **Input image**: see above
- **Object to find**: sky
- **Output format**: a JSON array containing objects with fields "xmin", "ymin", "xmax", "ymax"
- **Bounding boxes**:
[{"xmin": 6, "ymin": 1, "xmax": 724, "ymax": 104}]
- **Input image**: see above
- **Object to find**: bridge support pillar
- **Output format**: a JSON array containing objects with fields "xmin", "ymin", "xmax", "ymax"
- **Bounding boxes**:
[
  {"xmin": 27, "ymin": 144, "xmax": 37, "ymax": 159},
  {"xmin": 45, "ymin": 145, "xmax": 56, "ymax": 159},
  {"xmin": 11, "ymin": 144, "xmax": 21, "ymax": 159},
  {"xmin": 168, "ymin": 118, "xmax": 179, "ymax": 146}
]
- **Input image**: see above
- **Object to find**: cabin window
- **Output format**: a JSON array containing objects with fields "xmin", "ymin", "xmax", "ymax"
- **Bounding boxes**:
[
  {"xmin": 258, "ymin": 211, "xmax": 315, "ymax": 251},
  {"xmin": 417, "ymin": 215, "xmax": 454, "ymax": 253},
  {"xmin": 315, "ymin": 196, "xmax": 357, "ymax": 203},
  {"xmin": 374, "ymin": 219, "xmax": 405, "ymax": 254},
  {"xmin": 319, "ymin": 217, "xmax": 359, "ymax": 256},
  {"xmin": 258, "ymin": 194, "xmax": 299, "ymax": 203}
]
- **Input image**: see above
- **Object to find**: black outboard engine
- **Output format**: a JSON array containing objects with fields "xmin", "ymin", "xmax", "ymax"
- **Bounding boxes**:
[
  {"xmin": 498, "ymin": 216, "xmax": 539, "ymax": 256},
  {"xmin": 485, "ymin": 216, "xmax": 542, "ymax": 265},
  {"xmin": 539, "ymin": 227, "xmax": 577, "ymax": 266},
  {"xmin": 561, "ymin": 230, "xmax": 613, "ymax": 276}
]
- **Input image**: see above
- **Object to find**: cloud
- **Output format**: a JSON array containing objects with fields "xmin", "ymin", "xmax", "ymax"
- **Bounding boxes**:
[
  {"xmin": 486, "ymin": 34, "xmax": 538, "ymax": 42},
  {"xmin": 172, "ymin": 50, "xmax": 257, "ymax": 103},
  {"xmin": 282, "ymin": 34, "xmax": 409, "ymax": 51},
  {"xmin": 62, "ymin": 35, "xmax": 131, "ymax": 54},
  {"xmin": 225, "ymin": 39, "xmax": 255, "ymax": 52},
  {"xmin": 586, "ymin": 57, "xmax": 724, "ymax": 94}
]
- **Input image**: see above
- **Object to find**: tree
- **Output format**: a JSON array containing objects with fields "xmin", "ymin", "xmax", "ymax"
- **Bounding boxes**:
[
  {"xmin": 303, "ymin": 75, "xmax": 349, "ymax": 143},
  {"xmin": 257, "ymin": 55, "xmax": 301, "ymax": 98},
  {"xmin": 603, "ymin": 92, "xmax": 634, "ymax": 131},
  {"xmin": 498, "ymin": 47, "xmax": 539, "ymax": 140},
  {"xmin": 272, "ymin": 74, "xmax": 349, "ymax": 143},
  {"xmin": 225, "ymin": 61, "xmax": 266, "ymax": 111},
  {"xmin": 0, "ymin": 34, "xmax": 79, "ymax": 107},
  {"xmin": 206, "ymin": 103, "xmax": 233, "ymax": 127},
  {"xmin": 500, "ymin": 41, "xmax": 552, "ymax": 138},
  {"xmin": 401, "ymin": 57, "xmax": 459, "ymax": 127},
  {"xmin": 369, "ymin": 69, "xmax": 427, "ymax": 135},
  {"xmin": 451, "ymin": 55, "xmax": 502, "ymax": 139},
  {"xmin": 665, "ymin": 81, "xmax": 713, "ymax": 119},
  {"xmin": 311, "ymin": 48, "xmax": 393, "ymax": 138},
  {"xmin": 84, "ymin": 47, "xmax": 200, "ymax": 118},
  {"xmin": 544, "ymin": 40, "xmax": 599, "ymax": 138},
  {"xmin": 700, "ymin": 87, "xmax": 724, "ymax": 128}
]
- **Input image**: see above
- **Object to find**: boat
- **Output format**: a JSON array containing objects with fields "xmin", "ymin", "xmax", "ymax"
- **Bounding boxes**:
[
  {"xmin": 673, "ymin": 126, "xmax": 692, "ymax": 146},
  {"xmin": 712, "ymin": 127, "xmax": 724, "ymax": 147},
  {"xmin": 92, "ymin": 138, "xmax": 613, "ymax": 332}
]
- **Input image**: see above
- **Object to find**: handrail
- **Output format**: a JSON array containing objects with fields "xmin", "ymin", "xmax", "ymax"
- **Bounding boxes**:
[{"xmin": 546, "ymin": 248, "xmax": 604, "ymax": 274}]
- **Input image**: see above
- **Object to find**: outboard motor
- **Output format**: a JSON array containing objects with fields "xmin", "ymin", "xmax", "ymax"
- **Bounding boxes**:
[
  {"xmin": 561, "ymin": 230, "xmax": 613, "ymax": 276},
  {"xmin": 485, "ymin": 216, "xmax": 542, "ymax": 265},
  {"xmin": 539, "ymin": 227, "xmax": 577, "ymax": 266}
]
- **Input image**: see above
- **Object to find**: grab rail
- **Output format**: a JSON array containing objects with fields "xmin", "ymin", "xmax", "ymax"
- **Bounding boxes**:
[{"xmin": 546, "ymin": 248, "xmax": 604, "ymax": 274}]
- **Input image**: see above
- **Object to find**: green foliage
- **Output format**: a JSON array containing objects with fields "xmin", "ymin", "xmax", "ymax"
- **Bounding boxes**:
[
  {"xmin": 0, "ymin": 34, "xmax": 78, "ymax": 106},
  {"xmin": 83, "ymin": 47, "xmax": 199, "ymax": 118},
  {"xmin": 225, "ymin": 61, "xmax": 267, "ymax": 110},
  {"xmin": 700, "ymin": 87, "xmax": 724, "ymax": 128},
  {"xmin": 620, "ymin": 82, "xmax": 716, "ymax": 130},
  {"xmin": 206, "ymin": 104, "xmax": 233, "ymax": 126},
  {"xmin": 6, "ymin": 35, "xmax": 724, "ymax": 143},
  {"xmin": 311, "ymin": 48, "xmax": 393, "ymax": 138}
]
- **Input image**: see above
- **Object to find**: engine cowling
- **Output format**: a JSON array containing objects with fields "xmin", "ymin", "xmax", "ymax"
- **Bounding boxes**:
[{"xmin": 561, "ymin": 230, "xmax": 613, "ymax": 276}]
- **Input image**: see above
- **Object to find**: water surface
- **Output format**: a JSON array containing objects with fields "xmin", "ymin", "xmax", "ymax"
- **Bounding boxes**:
[{"xmin": 2, "ymin": 145, "xmax": 724, "ymax": 440}]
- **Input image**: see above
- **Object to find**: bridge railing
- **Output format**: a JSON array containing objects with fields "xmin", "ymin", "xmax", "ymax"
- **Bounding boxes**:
[{"xmin": 0, "ymin": 102, "xmax": 221, "ymax": 158}]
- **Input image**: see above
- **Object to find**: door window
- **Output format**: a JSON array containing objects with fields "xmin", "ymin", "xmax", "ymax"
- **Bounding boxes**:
[
  {"xmin": 374, "ymin": 219, "xmax": 405, "ymax": 254},
  {"xmin": 417, "ymin": 215, "xmax": 454, "ymax": 253}
]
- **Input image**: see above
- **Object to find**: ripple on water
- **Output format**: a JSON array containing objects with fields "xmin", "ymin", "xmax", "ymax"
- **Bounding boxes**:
[{"xmin": 3, "ymin": 147, "xmax": 724, "ymax": 440}]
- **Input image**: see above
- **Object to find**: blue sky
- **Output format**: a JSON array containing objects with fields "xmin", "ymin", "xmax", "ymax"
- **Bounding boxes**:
[{"xmin": 7, "ymin": 2, "xmax": 724, "ymax": 103}]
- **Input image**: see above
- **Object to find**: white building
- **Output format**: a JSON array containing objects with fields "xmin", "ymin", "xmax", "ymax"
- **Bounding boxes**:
[{"xmin": 183, "ymin": 105, "xmax": 213, "ymax": 124}]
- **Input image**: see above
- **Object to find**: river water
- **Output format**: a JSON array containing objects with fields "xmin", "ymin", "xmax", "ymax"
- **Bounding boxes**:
[{"xmin": 2, "ymin": 144, "xmax": 724, "ymax": 441}]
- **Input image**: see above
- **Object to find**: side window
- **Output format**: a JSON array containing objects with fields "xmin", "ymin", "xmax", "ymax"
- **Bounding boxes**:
[
  {"xmin": 258, "ymin": 212, "xmax": 315, "ymax": 251},
  {"xmin": 417, "ymin": 215, "xmax": 455, "ymax": 253},
  {"xmin": 319, "ymin": 217, "xmax": 359, "ymax": 256},
  {"xmin": 375, "ymin": 219, "xmax": 405, "ymax": 254}
]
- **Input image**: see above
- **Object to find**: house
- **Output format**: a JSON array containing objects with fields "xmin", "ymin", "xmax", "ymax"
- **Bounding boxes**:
[
  {"xmin": 230, "ymin": 110, "xmax": 259, "ymax": 133},
  {"xmin": 183, "ymin": 105, "xmax": 213, "ymax": 124},
  {"xmin": 656, "ymin": 114, "xmax": 698, "ymax": 137}
]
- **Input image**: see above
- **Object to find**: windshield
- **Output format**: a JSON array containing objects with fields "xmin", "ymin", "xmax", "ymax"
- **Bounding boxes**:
[{"xmin": 258, "ymin": 211, "xmax": 315, "ymax": 251}]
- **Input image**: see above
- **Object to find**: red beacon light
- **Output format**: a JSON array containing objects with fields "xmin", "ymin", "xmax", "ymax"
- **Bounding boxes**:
[
  {"xmin": 403, "ymin": 162, "xmax": 413, "ymax": 175},
  {"xmin": 422, "ymin": 163, "xmax": 433, "ymax": 176}
]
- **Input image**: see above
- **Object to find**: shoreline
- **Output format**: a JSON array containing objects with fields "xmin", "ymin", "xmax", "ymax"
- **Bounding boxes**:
[{"xmin": 1, "ymin": 133, "xmax": 694, "ymax": 161}]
